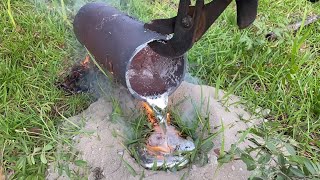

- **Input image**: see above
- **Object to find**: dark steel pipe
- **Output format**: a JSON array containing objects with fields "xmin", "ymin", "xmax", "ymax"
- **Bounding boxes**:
[{"xmin": 73, "ymin": 3, "xmax": 186, "ymax": 100}]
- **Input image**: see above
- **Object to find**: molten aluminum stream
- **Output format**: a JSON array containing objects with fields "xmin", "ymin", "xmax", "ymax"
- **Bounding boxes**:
[
  {"xmin": 146, "ymin": 93, "xmax": 169, "ymax": 134},
  {"xmin": 139, "ymin": 96, "xmax": 195, "ymax": 169}
]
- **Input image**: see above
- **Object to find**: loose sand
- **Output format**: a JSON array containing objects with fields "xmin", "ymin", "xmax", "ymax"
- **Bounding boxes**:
[{"xmin": 46, "ymin": 81, "xmax": 261, "ymax": 180}]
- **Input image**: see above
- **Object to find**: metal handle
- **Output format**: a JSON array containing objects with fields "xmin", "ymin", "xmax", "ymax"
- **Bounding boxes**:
[{"xmin": 145, "ymin": 0, "xmax": 258, "ymax": 58}]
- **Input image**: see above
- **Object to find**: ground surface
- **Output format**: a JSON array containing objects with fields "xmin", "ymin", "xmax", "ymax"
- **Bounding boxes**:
[
  {"xmin": 46, "ymin": 81, "xmax": 259, "ymax": 180},
  {"xmin": 0, "ymin": 0, "xmax": 319, "ymax": 179}
]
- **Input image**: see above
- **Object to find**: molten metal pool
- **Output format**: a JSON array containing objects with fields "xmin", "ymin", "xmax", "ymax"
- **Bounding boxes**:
[{"xmin": 139, "ymin": 98, "xmax": 195, "ymax": 169}]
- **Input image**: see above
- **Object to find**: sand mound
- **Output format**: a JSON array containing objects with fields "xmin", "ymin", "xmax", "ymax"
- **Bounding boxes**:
[{"xmin": 46, "ymin": 81, "xmax": 261, "ymax": 180}]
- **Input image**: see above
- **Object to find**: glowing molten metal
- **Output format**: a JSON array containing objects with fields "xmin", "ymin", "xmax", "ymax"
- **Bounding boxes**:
[
  {"xmin": 81, "ymin": 55, "xmax": 90, "ymax": 68},
  {"xmin": 139, "ymin": 103, "xmax": 195, "ymax": 169}
]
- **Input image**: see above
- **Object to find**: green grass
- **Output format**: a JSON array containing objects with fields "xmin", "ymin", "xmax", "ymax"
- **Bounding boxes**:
[
  {"xmin": 0, "ymin": 0, "xmax": 91, "ymax": 178},
  {"xmin": 189, "ymin": 0, "xmax": 320, "ymax": 161},
  {"xmin": 0, "ymin": 0, "xmax": 319, "ymax": 178}
]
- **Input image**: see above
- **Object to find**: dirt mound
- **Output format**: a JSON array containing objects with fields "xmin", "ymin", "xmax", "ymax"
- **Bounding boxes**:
[{"xmin": 46, "ymin": 82, "xmax": 260, "ymax": 180}]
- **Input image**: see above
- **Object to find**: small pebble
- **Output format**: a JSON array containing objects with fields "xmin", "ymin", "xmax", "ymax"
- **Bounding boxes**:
[
  {"xmin": 231, "ymin": 165, "xmax": 235, "ymax": 171},
  {"xmin": 212, "ymin": 156, "xmax": 218, "ymax": 165},
  {"xmin": 117, "ymin": 150, "xmax": 124, "ymax": 155},
  {"xmin": 99, "ymin": 148, "xmax": 102, "ymax": 151},
  {"xmin": 262, "ymin": 109, "xmax": 271, "ymax": 117},
  {"xmin": 239, "ymin": 168, "xmax": 243, "ymax": 171}
]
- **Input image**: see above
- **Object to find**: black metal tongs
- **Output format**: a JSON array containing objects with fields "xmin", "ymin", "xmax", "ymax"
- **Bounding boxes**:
[{"xmin": 144, "ymin": 0, "xmax": 258, "ymax": 58}]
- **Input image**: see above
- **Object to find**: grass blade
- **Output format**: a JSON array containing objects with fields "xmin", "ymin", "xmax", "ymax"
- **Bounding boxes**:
[{"xmin": 7, "ymin": 0, "xmax": 16, "ymax": 29}]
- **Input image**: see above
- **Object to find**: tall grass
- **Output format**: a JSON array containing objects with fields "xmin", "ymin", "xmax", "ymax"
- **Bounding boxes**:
[{"xmin": 0, "ymin": 0, "xmax": 91, "ymax": 178}]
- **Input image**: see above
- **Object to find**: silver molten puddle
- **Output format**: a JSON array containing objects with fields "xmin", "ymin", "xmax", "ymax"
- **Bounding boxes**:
[{"xmin": 138, "ymin": 125, "xmax": 195, "ymax": 169}]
